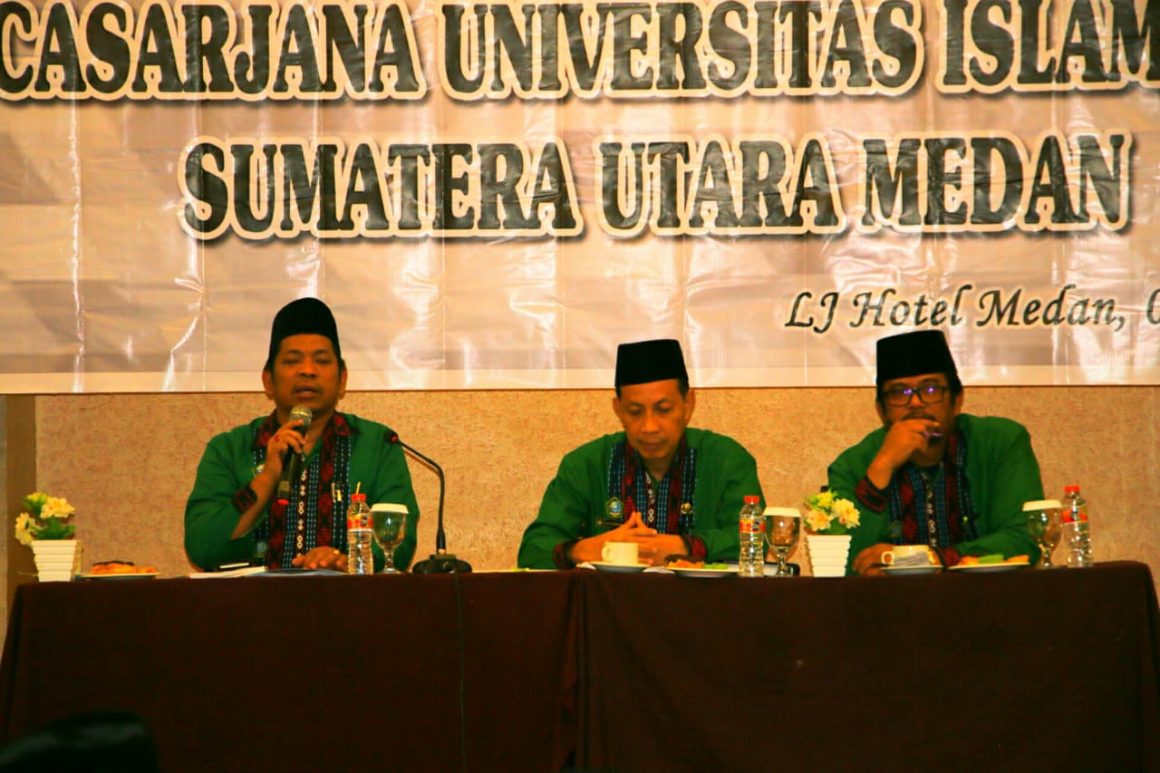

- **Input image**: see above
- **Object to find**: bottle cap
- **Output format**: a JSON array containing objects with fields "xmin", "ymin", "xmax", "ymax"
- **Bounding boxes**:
[
  {"xmin": 743, "ymin": 495, "xmax": 760, "ymax": 504},
  {"xmin": 1064, "ymin": 485, "xmax": 1080, "ymax": 494},
  {"xmin": 351, "ymin": 492, "xmax": 367, "ymax": 503}
]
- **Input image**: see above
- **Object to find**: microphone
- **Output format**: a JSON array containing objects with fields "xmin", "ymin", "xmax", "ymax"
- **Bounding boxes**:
[
  {"xmin": 275, "ymin": 405, "xmax": 313, "ymax": 505},
  {"xmin": 387, "ymin": 432, "xmax": 471, "ymax": 574}
]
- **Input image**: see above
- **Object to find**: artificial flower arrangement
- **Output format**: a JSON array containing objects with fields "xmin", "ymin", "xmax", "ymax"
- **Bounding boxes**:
[
  {"xmin": 14, "ymin": 492, "xmax": 76, "ymax": 545},
  {"xmin": 803, "ymin": 490, "xmax": 860, "ymax": 535}
]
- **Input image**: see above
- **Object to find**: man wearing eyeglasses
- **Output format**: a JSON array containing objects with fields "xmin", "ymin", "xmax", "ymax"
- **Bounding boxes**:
[{"xmin": 827, "ymin": 330, "xmax": 1044, "ymax": 576}]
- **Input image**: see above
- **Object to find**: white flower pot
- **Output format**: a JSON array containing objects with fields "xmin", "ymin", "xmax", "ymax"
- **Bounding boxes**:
[
  {"xmin": 31, "ymin": 539, "xmax": 81, "ymax": 582},
  {"xmin": 806, "ymin": 534, "xmax": 851, "ymax": 577}
]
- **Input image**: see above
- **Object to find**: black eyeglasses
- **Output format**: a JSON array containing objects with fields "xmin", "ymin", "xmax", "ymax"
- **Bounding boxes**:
[{"xmin": 882, "ymin": 383, "xmax": 949, "ymax": 406}]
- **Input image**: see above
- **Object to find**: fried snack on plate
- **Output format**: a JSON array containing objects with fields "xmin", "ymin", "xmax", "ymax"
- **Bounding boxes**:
[
  {"xmin": 667, "ymin": 558, "xmax": 704, "ymax": 569},
  {"xmin": 89, "ymin": 560, "xmax": 158, "ymax": 575},
  {"xmin": 958, "ymin": 553, "xmax": 1028, "ymax": 567}
]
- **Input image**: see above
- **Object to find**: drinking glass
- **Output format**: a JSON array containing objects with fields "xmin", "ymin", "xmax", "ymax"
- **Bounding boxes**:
[
  {"xmin": 1025, "ymin": 504, "xmax": 1062, "ymax": 569},
  {"xmin": 764, "ymin": 508, "xmax": 801, "ymax": 577},
  {"xmin": 371, "ymin": 505, "xmax": 408, "ymax": 574}
]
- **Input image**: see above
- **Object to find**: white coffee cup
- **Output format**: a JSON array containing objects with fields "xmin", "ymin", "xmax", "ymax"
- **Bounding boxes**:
[
  {"xmin": 601, "ymin": 541, "xmax": 639, "ymax": 566},
  {"xmin": 881, "ymin": 544, "xmax": 933, "ymax": 565}
]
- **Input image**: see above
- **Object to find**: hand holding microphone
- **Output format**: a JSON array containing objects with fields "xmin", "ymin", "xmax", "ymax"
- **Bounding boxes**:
[
  {"xmin": 267, "ymin": 423, "xmax": 304, "ymax": 469},
  {"xmin": 275, "ymin": 405, "xmax": 313, "ymax": 505}
]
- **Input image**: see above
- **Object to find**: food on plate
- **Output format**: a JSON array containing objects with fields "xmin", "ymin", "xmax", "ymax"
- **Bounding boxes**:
[
  {"xmin": 666, "ymin": 559, "xmax": 729, "ymax": 570},
  {"xmin": 88, "ymin": 560, "xmax": 158, "ymax": 575},
  {"xmin": 957, "ymin": 554, "xmax": 1028, "ymax": 567}
]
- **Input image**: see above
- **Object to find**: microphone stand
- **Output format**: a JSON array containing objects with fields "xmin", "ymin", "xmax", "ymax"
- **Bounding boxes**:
[{"xmin": 391, "ymin": 435, "xmax": 471, "ymax": 574}]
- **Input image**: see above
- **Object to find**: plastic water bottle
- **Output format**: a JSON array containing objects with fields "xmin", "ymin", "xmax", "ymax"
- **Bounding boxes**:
[
  {"xmin": 346, "ymin": 492, "xmax": 374, "ymax": 575},
  {"xmin": 1062, "ymin": 485, "xmax": 1093, "ymax": 568},
  {"xmin": 738, "ymin": 495, "xmax": 765, "ymax": 578}
]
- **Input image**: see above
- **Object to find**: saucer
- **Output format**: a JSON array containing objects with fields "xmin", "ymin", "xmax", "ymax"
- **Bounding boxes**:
[
  {"xmin": 77, "ymin": 571, "xmax": 160, "ymax": 580},
  {"xmin": 881, "ymin": 564, "xmax": 941, "ymax": 576},
  {"xmin": 949, "ymin": 560, "xmax": 1030, "ymax": 573},
  {"xmin": 590, "ymin": 561, "xmax": 649, "ymax": 573},
  {"xmin": 669, "ymin": 565, "xmax": 737, "ymax": 578}
]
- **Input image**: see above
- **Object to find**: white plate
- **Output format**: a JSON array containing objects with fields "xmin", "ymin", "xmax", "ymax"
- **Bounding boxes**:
[
  {"xmin": 188, "ymin": 566, "xmax": 268, "ymax": 579},
  {"xmin": 669, "ymin": 565, "xmax": 737, "ymax": 578},
  {"xmin": 949, "ymin": 560, "xmax": 1030, "ymax": 573},
  {"xmin": 77, "ymin": 572, "xmax": 160, "ymax": 580},
  {"xmin": 590, "ymin": 561, "xmax": 649, "ymax": 573},
  {"xmin": 882, "ymin": 564, "xmax": 942, "ymax": 576}
]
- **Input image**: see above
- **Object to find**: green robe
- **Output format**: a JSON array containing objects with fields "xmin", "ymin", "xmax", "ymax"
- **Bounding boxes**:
[
  {"xmin": 517, "ymin": 428, "xmax": 764, "ymax": 569},
  {"xmin": 827, "ymin": 413, "xmax": 1044, "ymax": 574},
  {"xmin": 184, "ymin": 412, "xmax": 420, "ymax": 571}
]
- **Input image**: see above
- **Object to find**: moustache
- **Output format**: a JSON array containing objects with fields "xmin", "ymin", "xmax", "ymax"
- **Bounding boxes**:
[{"xmin": 905, "ymin": 411, "xmax": 937, "ymax": 422}]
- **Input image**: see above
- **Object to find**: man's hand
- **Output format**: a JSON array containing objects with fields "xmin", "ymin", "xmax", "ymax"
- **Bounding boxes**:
[
  {"xmin": 851, "ymin": 543, "xmax": 892, "ymax": 576},
  {"xmin": 634, "ymin": 534, "xmax": 687, "ymax": 566},
  {"xmin": 230, "ymin": 419, "xmax": 310, "ymax": 540},
  {"xmin": 866, "ymin": 417, "xmax": 942, "ymax": 489},
  {"xmin": 616, "ymin": 512, "xmax": 685, "ymax": 565},
  {"xmin": 568, "ymin": 512, "xmax": 657, "ymax": 564},
  {"xmin": 263, "ymin": 416, "xmax": 310, "ymax": 480},
  {"xmin": 292, "ymin": 546, "xmax": 348, "ymax": 571}
]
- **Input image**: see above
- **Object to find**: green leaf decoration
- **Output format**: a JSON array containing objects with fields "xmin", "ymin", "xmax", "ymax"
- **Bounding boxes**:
[{"xmin": 34, "ymin": 516, "xmax": 74, "ymax": 540}]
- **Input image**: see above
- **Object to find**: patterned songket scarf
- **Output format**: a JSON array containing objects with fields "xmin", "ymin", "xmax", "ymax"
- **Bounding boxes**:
[
  {"xmin": 250, "ymin": 412, "xmax": 355, "ymax": 568},
  {"xmin": 606, "ymin": 436, "xmax": 697, "ymax": 535},
  {"xmin": 885, "ymin": 430, "xmax": 979, "ymax": 550}
]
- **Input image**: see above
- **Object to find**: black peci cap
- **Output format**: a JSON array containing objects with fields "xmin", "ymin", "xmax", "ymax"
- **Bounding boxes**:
[
  {"xmin": 265, "ymin": 297, "xmax": 342, "ymax": 370},
  {"xmin": 876, "ymin": 330, "xmax": 957, "ymax": 387},
  {"xmin": 614, "ymin": 339, "xmax": 688, "ymax": 388}
]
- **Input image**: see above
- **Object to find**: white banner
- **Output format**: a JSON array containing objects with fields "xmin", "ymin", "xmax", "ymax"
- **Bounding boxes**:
[{"xmin": 1, "ymin": 0, "xmax": 1157, "ymax": 392}]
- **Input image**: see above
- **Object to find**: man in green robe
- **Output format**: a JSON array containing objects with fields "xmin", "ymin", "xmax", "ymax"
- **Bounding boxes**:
[
  {"xmin": 184, "ymin": 298, "xmax": 419, "ymax": 572},
  {"xmin": 827, "ymin": 330, "xmax": 1043, "ymax": 575},
  {"xmin": 518, "ymin": 339, "xmax": 764, "ymax": 569}
]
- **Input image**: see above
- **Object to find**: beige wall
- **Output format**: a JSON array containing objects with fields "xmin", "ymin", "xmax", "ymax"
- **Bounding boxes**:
[{"xmin": 4, "ymin": 386, "xmax": 1155, "ymax": 593}]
